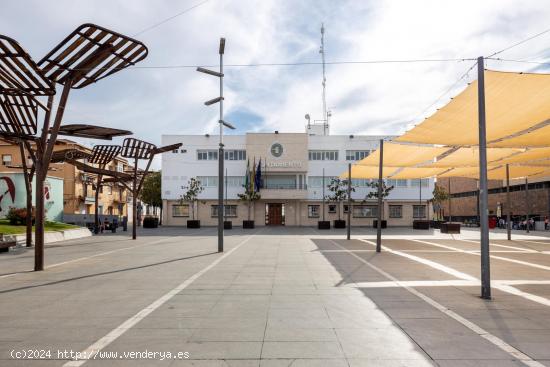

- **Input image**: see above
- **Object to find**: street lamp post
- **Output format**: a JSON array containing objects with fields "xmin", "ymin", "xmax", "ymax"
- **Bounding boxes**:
[{"xmin": 197, "ymin": 38, "xmax": 235, "ymax": 253}]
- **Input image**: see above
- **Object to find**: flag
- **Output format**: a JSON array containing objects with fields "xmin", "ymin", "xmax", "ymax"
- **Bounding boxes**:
[
  {"xmin": 244, "ymin": 159, "xmax": 250, "ymax": 191},
  {"xmin": 251, "ymin": 157, "xmax": 256, "ymax": 192},
  {"xmin": 255, "ymin": 158, "xmax": 262, "ymax": 192}
]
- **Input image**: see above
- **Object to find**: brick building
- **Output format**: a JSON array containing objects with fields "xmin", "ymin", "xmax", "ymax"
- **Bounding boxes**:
[{"xmin": 437, "ymin": 176, "xmax": 550, "ymax": 222}]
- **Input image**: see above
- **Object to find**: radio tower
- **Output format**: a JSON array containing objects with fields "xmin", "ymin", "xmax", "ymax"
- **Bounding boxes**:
[{"xmin": 320, "ymin": 23, "xmax": 329, "ymax": 135}]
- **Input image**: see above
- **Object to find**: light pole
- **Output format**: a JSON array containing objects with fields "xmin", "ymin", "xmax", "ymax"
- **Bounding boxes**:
[{"xmin": 197, "ymin": 38, "xmax": 235, "ymax": 253}]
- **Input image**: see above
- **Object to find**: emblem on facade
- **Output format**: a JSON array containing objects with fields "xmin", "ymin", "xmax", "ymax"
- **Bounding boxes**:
[{"xmin": 270, "ymin": 143, "xmax": 283, "ymax": 157}]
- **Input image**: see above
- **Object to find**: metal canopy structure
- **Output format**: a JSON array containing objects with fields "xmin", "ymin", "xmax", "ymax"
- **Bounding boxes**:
[
  {"xmin": 0, "ymin": 94, "xmax": 40, "ymax": 137},
  {"xmin": 55, "ymin": 124, "xmax": 132, "ymax": 140},
  {"xmin": 0, "ymin": 23, "xmax": 148, "ymax": 271},
  {"xmin": 119, "ymin": 138, "xmax": 182, "ymax": 240},
  {"xmin": 37, "ymin": 24, "xmax": 148, "ymax": 89},
  {"xmin": 0, "ymin": 35, "xmax": 55, "ymax": 96}
]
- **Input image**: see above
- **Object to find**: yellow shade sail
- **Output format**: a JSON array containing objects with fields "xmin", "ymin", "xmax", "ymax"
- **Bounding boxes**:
[
  {"xmin": 396, "ymin": 70, "xmax": 550, "ymax": 146},
  {"xmin": 489, "ymin": 124, "xmax": 550, "ymax": 147},
  {"xmin": 437, "ymin": 165, "xmax": 549, "ymax": 180},
  {"xmin": 388, "ymin": 167, "xmax": 448, "ymax": 179},
  {"xmin": 426, "ymin": 147, "xmax": 521, "ymax": 168},
  {"xmin": 357, "ymin": 142, "xmax": 449, "ymax": 167},
  {"xmin": 496, "ymin": 147, "xmax": 550, "ymax": 165},
  {"xmin": 339, "ymin": 165, "xmax": 399, "ymax": 179}
]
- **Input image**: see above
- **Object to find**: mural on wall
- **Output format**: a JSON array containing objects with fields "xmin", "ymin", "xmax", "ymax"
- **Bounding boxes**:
[
  {"xmin": 0, "ymin": 177, "xmax": 16, "ymax": 212},
  {"xmin": 0, "ymin": 173, "xmax": 63, "ymax": 222}
]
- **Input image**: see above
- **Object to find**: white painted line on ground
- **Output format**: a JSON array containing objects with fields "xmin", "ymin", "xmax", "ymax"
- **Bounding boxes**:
[
  {"xmin": 62, "ymin": 233, "xmax": 257, "ymax": 367},
  {"xmin": 413, "ymin": 239, "xmax": 550, "ymax": 272},
  {"xmin": 360, "ymin": 239, "xmax": 476, "ymax": 281},
  {"xmin": 516, "ymin": 239, "xmax": 550, "ymax": 246},
  {"xmin": 459, "ymin": 239, "xmax": 538, "ymax": 253},
  {"xmin": 349, "ymin": 279, "xmax": 550, "ymax": 289},
  {"xmin": 330, "ymin": 239, "xmax": 545, "ymax": 367},
  {"xmin": 369, "ymin": 238, "xmax": 550, "ymax": 308}
]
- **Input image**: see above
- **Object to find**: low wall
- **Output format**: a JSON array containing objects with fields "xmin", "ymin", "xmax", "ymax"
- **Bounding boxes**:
[{"xmin": 9, "ymin": 227, "xmax": 91, "ymax": 246}]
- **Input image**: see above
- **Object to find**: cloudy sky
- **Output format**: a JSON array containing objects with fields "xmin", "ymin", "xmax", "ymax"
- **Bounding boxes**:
[{"xmin": 2, "ymin": 0, "xmax": 550, "ymax": 168}]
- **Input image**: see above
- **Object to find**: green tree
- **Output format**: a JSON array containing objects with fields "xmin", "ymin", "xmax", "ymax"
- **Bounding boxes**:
[
  {"xmin": 139, "ymin": 171, "xmax": 162, "ymax": 224},
  {"xmin": 364, "ymin": 180, "xmax": 394, "ymax": 219},
  {"xmin": 325, "ymin": 178, "xmax": 355, "ymax": 220},
  {"xmin": 238, "ymin": 185, "xmax": 261, "ymax": 221},
  {"xmin": 181, "ymin": 177, "xmax": 204, "ymax": 220},
  {"xmin": 430, "ymin": 184, "xmax": 450, "ymax": 221}
]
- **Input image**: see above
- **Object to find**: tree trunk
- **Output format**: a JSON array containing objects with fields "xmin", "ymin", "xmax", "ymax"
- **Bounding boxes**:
[{"xmin": 25, "ymin": 187, "xmax": 32, "ymax": 247}]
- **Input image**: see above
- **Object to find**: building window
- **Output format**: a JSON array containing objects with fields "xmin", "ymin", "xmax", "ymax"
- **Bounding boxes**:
[
  {"xmin": 117, "ymin": 163, "xmax": 124, "ymax": 172},
  {"xmin": 2, "ymin": 154, "xmax": 12, "ymax": 166},
  {"xmin": 410, "ymin": 179, "xmax": 429, "ymax": 187},
  {"xmin": 343, "ymin": 204, "xmax": 349, "ymax": 213},
  {"xmin": 307, "ymin": 176, "xmax": 336, "ymax": 188},
  {"xmin": 224, "ymin": 150, "xmax": 246, "ymax": 161},
  {"xmin": 389, "ymin": 205, "xmax": 402, "ymax": 218},
  {"xmin": 226, "ymin": 176, "xmax": 245, "ymax": 187},
  {"xmin": 413, "ymin": 205, "xmax": 426, "ymax": 218},
  {"xmin": 351, "ymin": 178, "xmax": 371, "ymax": 187},
  {"xmin": 172, "ymin": 149, "xmax": 178, "ymax": 153},
  {"xmin": 345, "ymin": 150, "xmax": 370, "ymax": 161},
  {"xmin": 172, "ymin": 205, "xmax": 189, "ymax": 217},
  {"xmin": 197, "ymin": 150, "xmax": 218, "ymax": 160},
  {"xmin": 211, "ymin": 205, "xmax": 238, "ymax": 217},
  {"xmin": 353, "ymin": 205, "xmax": 378, "ymax": 218},
  {"xmin": 197, "ymin": 176, "xmax": 218, "ymax": 187},
  {"xmin": 308, "ymin": 150, "xmax": 339, "ymax": 161},
  {"xmin": 107, "ymin": 185, "xmax": 112, "ymax": 195},
  {"xmin": 386, "ymin": 179, "xmax": 408, "ymax": 188},
  {"xmin": 328, "ymin": 204, "xmax": 336, "ymax": 213},
  {"xmin": 308, "ymin": 205, "xmax": 320, "ymax": 218}
]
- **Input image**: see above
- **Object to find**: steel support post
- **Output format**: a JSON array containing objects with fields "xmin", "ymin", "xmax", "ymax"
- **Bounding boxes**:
[
  {"xmin": 477, "ymin": 56, "xmax": 491, "ymax": 300},
  {"xmin": 322, "ymin": 168, "xmax": 326, "ymax": 222},
  {"xmin": 218, "ymin": 51, "xmax": 224, "ymax": 253},
  {"xmin": 376, "ymin": 139, "xmax": 384, "ymax": 253},
  {"xmin": 132, "ymin": 157, "xmax": 138, "ymax": 240},
  {"xmin": 347, "ymin": 163, "xmax": 351, "ymax": 240},
  {"xmin": 506, "ymin": 164, "xmax": 511, "ymax": 240},
  {"xmin": 525, "ymin": 178, "xmax": 530, "ymax": 234}
]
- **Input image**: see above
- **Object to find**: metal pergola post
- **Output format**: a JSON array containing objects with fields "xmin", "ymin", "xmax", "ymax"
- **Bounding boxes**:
[
  {"xmin": 132, "ymin": 156, "xmax": 138, "ymax": 240},
  {"xmin": 322, "ymin": 168, "xmax": 326, "ymax": 222},
  {"xmin": 448, "ymin": 178, "xmax": 452, "ymax": 222},
  {"xmin": 94, "ymin": 168, "xmax": 104, "ymax": 234},
  {"xmin": 525, "ymin": 177, "xmax": 530, "ymax": 234},
  {"xmin": 477, "ymin": 56, "xmax": 491, "ymax": 300},
  {"xmin": 376, "ymin": 139, "xmax": 384, "ymax": 253},
  {"xmin": 218, "ymin": 43, "xmax": 225, "ymax": 253},
  {"xmin": 506, "ymin": 164, "xmax": 511, "ymax": 240},
  {"xmin": 347, "ymin": 163, "xmax": 351, "ymax": 240}
]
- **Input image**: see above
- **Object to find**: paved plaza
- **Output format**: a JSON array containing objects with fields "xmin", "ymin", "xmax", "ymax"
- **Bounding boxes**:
[{"xmin": 1, "ymin": 227, "xmax": 550, "ymax": 366}]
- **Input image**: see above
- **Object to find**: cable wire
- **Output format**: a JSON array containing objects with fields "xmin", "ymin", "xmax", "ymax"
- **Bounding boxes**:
[
  {"xmin": 132, "ymin": 0, "xmax": 211, "ymax": 37},
  {"xmin": 487, "ymin": 27, "xmax": 550, "ymax": 58}
]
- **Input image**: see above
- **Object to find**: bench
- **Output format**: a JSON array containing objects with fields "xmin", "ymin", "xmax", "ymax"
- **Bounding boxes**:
[{"xmin": 0, "ymin": 234, "xmax": 17, "ymax": 253}]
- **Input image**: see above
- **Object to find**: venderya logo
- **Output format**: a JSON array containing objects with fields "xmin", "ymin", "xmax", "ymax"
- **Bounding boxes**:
[{"xmin": 270, "ymin": 143, "xmax": 283, "ymax": 157}]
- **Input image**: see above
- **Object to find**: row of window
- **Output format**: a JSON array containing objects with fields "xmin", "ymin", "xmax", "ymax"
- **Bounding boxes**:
[
  {"xmin": 172, "ymin": 204, "xmax": 238, "ymax": 217},
  {"xmin": 308, "ymin": 177, "xmax": 429, "ymax": 188},
  {"xmin": 172, "ymin": 203, "xmax": 426, "ymax": 219},
  {"xmin": 196, "ymin": 149, "xmax": 247, "ymax": 161},
  {"xmin": 181, "ymin": 149, "xmax": 374, "ymax": 162},
  {"xmin": 307, "ymin": 204, "xmax": 426, "ymax": 218}
]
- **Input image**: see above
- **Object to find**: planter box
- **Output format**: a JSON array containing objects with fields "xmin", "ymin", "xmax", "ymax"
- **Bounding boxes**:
[
  {"xmin": 441, "ymin": 222, "xmax": 461, "ymax": 234},
  {"xmin": 224, "ymin": 221, "xmax": 233, "ymax": 230},
  {"xmin": 318, "ymin": 221, "xmax": 331, "ymax": 230},
  {"xmin": 430, "ymin": 220, "xmax": 445, "ymax": 229},
  {"xmin": 334, "ymin": 219, "xmax": 346, "ymax": 229},
  {"xmin": 143, "ymin": 217, "xmax": 159, "ymax": 228},
  {"xmin": 243, "ymin": 220, "xmax": 255, "ymax": 229},
  {"xmin": 187, "ymin": 220, "xmax": 201, "ymax": 229},
  {"xmin": 413, "ymin": 220, "xmax": 430, "ymax": 230},
  {"xmin": 373, "ymin": 220, "xmax": 387, "ymax": 229}
]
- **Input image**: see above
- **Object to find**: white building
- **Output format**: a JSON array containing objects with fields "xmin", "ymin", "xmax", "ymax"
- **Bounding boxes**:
[{"xmin": 161, "ymin": 128, "xmax": 433, "ymax": 227}]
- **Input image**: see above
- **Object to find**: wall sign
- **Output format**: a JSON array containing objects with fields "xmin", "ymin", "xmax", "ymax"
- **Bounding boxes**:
[{"xmin": 270, "ymin": 143, "xmax": 283, "ymax": 157}]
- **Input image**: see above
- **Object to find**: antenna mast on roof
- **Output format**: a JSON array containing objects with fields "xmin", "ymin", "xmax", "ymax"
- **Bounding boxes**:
[{"xmin": 320, "ymin": 23, "xmax": 329, "ymax": 135}]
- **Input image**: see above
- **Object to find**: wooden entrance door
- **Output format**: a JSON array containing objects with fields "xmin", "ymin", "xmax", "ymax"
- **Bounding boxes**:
[{"xmin": 267, "ymin": 203, "xmax": 283, "ymax": 225}]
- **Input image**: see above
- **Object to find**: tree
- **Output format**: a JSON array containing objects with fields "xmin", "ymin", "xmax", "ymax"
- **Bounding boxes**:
[
  {"xmin": 430, "ymin": 184, "xmax": 449, "ymax": 221},
  {"xmin": 364, "ymin": 180, "xmax": 394, "ymax": 219},
  {"xmin": 139, "ymin": 171, "xmax": 162, "ymax": 224},
  {"xmin": 237, "ymin": 185, "xmax": 260, "ymax": 221},
  {"xmin": 325, "ymin": 178, "xmax": 355, "ymax": 220},
  {"xmin": 180, "ymin": 177, "xmax": 204, "ymax": 220}
]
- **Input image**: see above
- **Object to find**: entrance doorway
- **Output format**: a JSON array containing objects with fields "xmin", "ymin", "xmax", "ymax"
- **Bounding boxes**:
[{"xmin": 266, "ymin": 203, "xmax": 285, "ymax": 225}]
